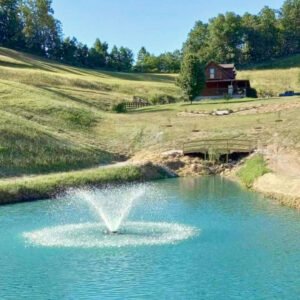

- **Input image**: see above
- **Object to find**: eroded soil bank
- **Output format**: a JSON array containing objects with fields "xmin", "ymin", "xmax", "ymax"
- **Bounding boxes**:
[
  {"xmin": 253, "ymin": 147, "xmax": 300, "ymax": 209},
  {"xmin": 132, "ymin": 147, "xmax": 300, "ymax": 209}
]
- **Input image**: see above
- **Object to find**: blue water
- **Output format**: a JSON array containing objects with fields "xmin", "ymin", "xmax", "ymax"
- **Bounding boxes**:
[{"xmin": 1, "ymin": 177, "xmax": 300, "ymax": 299}]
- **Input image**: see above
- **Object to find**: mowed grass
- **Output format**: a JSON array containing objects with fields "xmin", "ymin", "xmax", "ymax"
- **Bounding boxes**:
[
  {"xmin": 0, "ymin": 47, "xmax": 300, "ymax": 178},
  {"xmin": 0, "ymin": 48, "xmax": 179, "ymax": 176}
]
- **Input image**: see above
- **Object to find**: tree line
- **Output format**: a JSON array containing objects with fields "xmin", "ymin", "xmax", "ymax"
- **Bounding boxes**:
[
  {"xmin": 0, "ymin": 0, "xmax": 181, "ymax": 72},
  {"xmin": 0, "ymin": 0, "xmax": 299, "ymax": 72},
  {"xmin": 183, "ymin": 0, "xmax": 300, "ymax": 66}
]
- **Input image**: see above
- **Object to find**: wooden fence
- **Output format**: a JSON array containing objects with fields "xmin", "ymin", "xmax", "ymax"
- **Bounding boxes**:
[{"xmin": 125, "ymin": 102, "xmax": 150, "ymax": 110}]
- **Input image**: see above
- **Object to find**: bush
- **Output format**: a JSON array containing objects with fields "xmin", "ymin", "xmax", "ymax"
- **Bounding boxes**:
[
  {"xmin": 237, "ymin": 154, "xmax": 270, "ymax": 187},
  {"xmin": 148, "ymin": 93, "xmax": 176, "ymax": 105},
  {"xmin": 246, "ymin": 87, "xmax": 258, "ymax": 98},
  {"xmin": 257, "ymin": 89, "xmax": 275, "ymax": 98},
  {"xmin": 111, "ymin": 102, "xmax": 127, "ymax": 113}
]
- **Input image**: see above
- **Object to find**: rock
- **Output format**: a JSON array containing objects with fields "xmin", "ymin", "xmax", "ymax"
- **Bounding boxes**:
[
  {"xmin": 212, "ymin": 109, "xmax": 232, "ymax": 116},
  {"xmin": 161, "ymin": 150, "xmax": 183, "ymax": 159}
]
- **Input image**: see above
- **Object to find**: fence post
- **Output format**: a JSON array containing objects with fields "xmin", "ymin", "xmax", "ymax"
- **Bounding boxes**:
[{"xmin": 226, "ymin": 140, "xmax": 229, "ymax": 163}]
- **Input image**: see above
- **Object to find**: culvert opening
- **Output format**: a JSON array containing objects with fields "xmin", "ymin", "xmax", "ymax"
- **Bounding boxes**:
[{"xmin": 184, "ymin": 151, "xmax": 252, "ymax": 163}]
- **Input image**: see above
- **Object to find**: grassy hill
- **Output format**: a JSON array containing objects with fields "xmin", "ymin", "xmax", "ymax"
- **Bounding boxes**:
[
  {"xmin": 0, "ymin": 47, "xmax": 299, "ymax": 178},
  {"xmin": 239, "ymin": 53, "xmax": 300, "ymax": 97},
  {"xmin": 0, "ymin": 48, "xmax": 179, "ymax": 176}
]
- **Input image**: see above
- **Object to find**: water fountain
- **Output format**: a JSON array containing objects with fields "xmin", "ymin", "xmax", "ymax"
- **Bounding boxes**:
[
  {"xmin": 74, "ymin": 185, "xmax": 145, "ymax": 234},
  {"xmin": 23, "ymin": 184, "xmax": 198, "ymax": 248}
]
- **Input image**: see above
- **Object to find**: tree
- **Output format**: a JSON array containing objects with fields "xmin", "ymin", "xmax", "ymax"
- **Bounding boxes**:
[
  {"xmin": 61, "ymin": 36, "xmax": 78, "ymax": 64},
  {"xmin": 280, "ymin": 0, "xmax": 300, "ymax": 55},
  {"xmin": 257, "ymin": 6, "xmax": 280, "ymax": 60},
  {"xmin": 118, "ymin": 46, "xmax": 134, "ymax": 71},
  {"xmin": 183, "ymin": 21, "xmax": 209, "ymax": 62},
  {"xmin": 88, "ymin": 38, "xmax": 109, "ymax": 67},
  {"xmin": 208, "ymin": 12, "xmax": 243, "ymax": 64},
  {"xmin": 135, "ymin": 46, "xmax": 150, "ymax": 72},
  {"xmin": 176, "ymin": 54, "xmax": 205, "ymax": 103},
  {"xmin": 0, "ymin": 0, "xmax": 24, "ymax": 48},
  {"xmin": 158, "ymin": 50, "xmax": 181, "ymax": 73},
  {"xmin": 108, "ymin": 45, "xmax": 120, "ymax": 70},
  {"xmin": 21, "ymin": 0, "xmax": 62, "ymax": 57}
]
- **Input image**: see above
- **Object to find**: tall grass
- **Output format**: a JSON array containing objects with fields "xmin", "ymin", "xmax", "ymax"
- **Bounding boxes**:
[{"xmin": 237, "ymin": 155, "xmax": 270, "ymax": 187}]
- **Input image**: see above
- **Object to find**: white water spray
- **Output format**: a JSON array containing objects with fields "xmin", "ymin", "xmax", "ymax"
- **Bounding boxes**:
[{"xmin": 72, "ymin": 185, "xmax": 145, "ymax": 233}]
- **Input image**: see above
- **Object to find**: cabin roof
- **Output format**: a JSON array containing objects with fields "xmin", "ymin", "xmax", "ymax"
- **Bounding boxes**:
[
  {"xmin": 219, "ymin": 63, "xmax": 235, "ymax": 69},
  {"xmin": 206, "ymin": 61, "xmax": 235, "ymax": 69}
]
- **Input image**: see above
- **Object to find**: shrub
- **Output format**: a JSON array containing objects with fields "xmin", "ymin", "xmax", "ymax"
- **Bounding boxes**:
[
  {"xmin": 148, "ymin": 93, "xmax": 176, "ymax": 105},
  {"xmin": 237, "ymin": 154, "xmax": 270, "ymax": 187},
  {"xmin": 257, "ymin": 89, "xmax": 275, "ymax": 98},
  {"xmin": 247, "ymin": 87, "xmax": 258, "ymax": 98},
  {"xmin": 111, "ymin": 102, "xmax": 127, "ymax": 113}
]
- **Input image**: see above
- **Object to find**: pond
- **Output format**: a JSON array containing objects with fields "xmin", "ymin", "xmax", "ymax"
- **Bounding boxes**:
[{"xmin": 0, "ymin": 177, "xmax": 300, "ymax": 299}]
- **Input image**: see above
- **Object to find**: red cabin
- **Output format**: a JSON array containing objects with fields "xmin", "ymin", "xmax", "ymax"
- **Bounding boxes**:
[{"xmin": 200, "ymin": 61, "xmax": 250, "ymax": 98}]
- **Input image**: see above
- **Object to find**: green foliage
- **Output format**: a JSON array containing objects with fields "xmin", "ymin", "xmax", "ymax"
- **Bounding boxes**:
[
  {"xmin": 58, "ymin": 109, "xmax": 96, "ymax": 128},
  {"xmin": 237, "ymin": 154, "xmax": 270, "ymax": 187},
  {"xmin": 108, "ymin": 46, "xmax": 134, "ymax": 71},
  {"xmin": 246, "ymin": 87, "xmax": 258, "ymax": 98},
  {"xmin": 135, "ymin": 47, "xmax": 181, "ymax": 73},
  {"xmin": 111, "ymin": 102, "xmax": 127, "ymax": 113},
  {"xmin": 183, "ymin": 0, "xmax": 300, "ymax": 66},
  {"xmin": 148, "ymin": 93, "xmax": 176, "ymax": 105},
  {"xmin": 0, "ymin": 0, "xmax": 23, "ymax": 48},
  {"xmin": 176, "ymin": 54, "xmax": 205, "ymax": 102}
]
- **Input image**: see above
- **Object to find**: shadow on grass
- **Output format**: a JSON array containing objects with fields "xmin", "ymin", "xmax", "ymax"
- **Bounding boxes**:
[
  {"xmin": 0, "ymin": 126, "xmax": 118, "ymax": 177},
  {"xmin": 95, "ymin": 71, "xmax": 176, "ymax": 83},
  {"xmin": 41, "ymin": 86, "xmax": 108, "ymax": 110}
]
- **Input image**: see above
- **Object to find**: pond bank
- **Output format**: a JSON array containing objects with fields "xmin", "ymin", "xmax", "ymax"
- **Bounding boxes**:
[
  {"xmin": 133, "ymin": 149, "xmax": 300, "ymax": 210},
  {"xmin": 224, "ymin": 148, "xmax": 300, "ymax": 209},
  {"xmin": 0, "ymin": 162, "xmax": 175, "ymax": 205},
  {"xmin": 1, "ymin": 147, "xmax": 299, "ymax": 208}
]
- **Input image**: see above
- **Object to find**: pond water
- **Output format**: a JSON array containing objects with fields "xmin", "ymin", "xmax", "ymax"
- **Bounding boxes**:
[{"xmin": 1, "ymin": 177, "xmax": 300, "ymax": 299}]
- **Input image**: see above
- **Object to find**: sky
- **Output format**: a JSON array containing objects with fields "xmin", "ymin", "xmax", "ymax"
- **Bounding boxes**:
[{"xmin": 52, "ymin": 0, "xmax": 285, "ymax": 56}]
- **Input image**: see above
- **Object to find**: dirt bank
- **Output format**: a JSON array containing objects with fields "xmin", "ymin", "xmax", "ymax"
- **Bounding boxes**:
[
  {"xmin": 253, "ymin": 147, "xmax": 300, "ymax": 208},
  {"xmin": 225, "ymin": 147, "xmax": 300, "ymax": 209},
  {"xmin": 131, "ymin": 150, "xmax": 233, "ymax": 177},
  {"xmin": 133, "ymin": 147, "xmax": 300, "ymax": 209}
]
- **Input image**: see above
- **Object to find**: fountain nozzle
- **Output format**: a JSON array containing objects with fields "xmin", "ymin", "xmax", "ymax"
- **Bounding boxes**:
[{"xmin": 109, "ymin": 230, "xmax": 118, "ymax": 235}]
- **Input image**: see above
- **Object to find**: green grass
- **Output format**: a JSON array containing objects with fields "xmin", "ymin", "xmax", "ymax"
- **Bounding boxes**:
[
  {"xmin": 0, "ymin": 47, "xmax": 300, "ymax": 179},
  {"xmin": 237, "ymin": 154, "xmax": 270, "ymax": 187},
  {"xmin": 0, "ymin": 163, "xmax": 171, "ymax": 204}
]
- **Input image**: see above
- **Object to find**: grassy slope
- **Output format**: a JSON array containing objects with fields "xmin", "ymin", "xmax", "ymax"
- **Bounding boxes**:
[
  {"xmin": 0, "ymin": 48, "xmax": 179, "ymax": 176},
  {"xmin": 239, "ymin": 54, "xmax": 300, "ymax": 96},
  {"xmin": 0, "ymin": 47, "xmax": 300, "ymax": 179}
]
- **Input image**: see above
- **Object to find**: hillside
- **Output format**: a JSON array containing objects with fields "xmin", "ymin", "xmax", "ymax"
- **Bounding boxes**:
[
  {"xmin": 0, "ymin": 48, "xmax": 179, "ymax": 176},
  {"xmin": 0, "ymin": 47, "xmax": 300, "ymax": 178},
  {"xmin": 239, "ymin": 53, "xmax": 300, "ymax": 96}
]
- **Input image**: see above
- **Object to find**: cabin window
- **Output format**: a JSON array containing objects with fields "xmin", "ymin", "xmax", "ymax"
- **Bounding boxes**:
[{"xmin": 210, "ymin": 68, "xmax": 215, "ymax": 79}]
